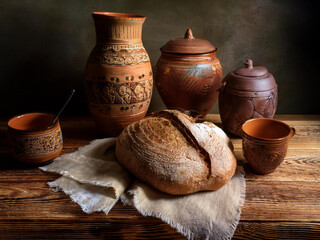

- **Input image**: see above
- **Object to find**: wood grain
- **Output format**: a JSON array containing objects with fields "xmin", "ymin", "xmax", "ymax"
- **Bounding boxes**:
[
  {"xmin": 0, "ymin": 115, "xmax": 319, "ymax": 239},
  {"xmin": 0, "ymin": 180, "xmax": 319, "ymax": 222},
  {"xmin": 1, "ymin": 221, "xmax": 319, "ymax": 240}
]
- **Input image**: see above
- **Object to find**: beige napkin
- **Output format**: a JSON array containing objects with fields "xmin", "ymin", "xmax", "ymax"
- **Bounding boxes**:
[
  {"xmin": 40, "ymin": 138, "xmax": 132, "ymax": 214},
  {"xmin": 40, "ymin": 138, "xmax": 245, "ymax": 240}
]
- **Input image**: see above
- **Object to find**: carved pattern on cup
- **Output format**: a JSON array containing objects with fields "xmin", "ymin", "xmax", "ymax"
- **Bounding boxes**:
[
  {"xmin": 266, "ymin": 152, "xmax": 282, "ymax": 170},
  {"xmin": 11, "ymin": 130, "xmax": 63, "ymax": 157},
  {"xmin": 243, "ymin": 139, "xmax": 288, "ymax": 174}
]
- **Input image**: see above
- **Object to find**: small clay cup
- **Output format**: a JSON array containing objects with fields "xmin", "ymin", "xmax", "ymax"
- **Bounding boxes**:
[
  {"xmin": 7, "ymin": 113, "xmax": 63, "ymax": 165},
  {"xmin": 242, "ymin": 118, "xmax": 295, "ymax": 174}
]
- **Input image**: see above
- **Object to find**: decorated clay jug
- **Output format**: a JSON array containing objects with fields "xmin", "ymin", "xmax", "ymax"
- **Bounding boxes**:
[
  {"xmin": 85, "ymin": 12, "xmax": 153, "ymax": 136},
  {"xmin": 219, "ymin": 59, "xmax": 278, "ymax": 136},
  {"xmin": 155, "ymin": 29, "xmax": 222, "ymax": 116}
]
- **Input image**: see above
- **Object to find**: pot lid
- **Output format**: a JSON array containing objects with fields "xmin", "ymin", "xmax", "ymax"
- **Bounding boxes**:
[
  {"xmin": 234, "ymin": 59, "xmax": 268, "ymax": 77},
  {"xmin": 160, "ymin": 28, "xmax": 216, "ymax": 54},
  {"xmin": 225, "ymin": 59, "xmax": 277, "ymax": 91}
]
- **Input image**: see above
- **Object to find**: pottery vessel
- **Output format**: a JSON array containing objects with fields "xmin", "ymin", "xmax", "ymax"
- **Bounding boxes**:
[
  {"xmin": 219, "ymin": 59, "xmax": 278, "ymax": 136},
  {"xmin": 155, "ymin": 29, "xmax": 222, "ymax": 116},
  {"xmin": 242, "ymin": 118, "xmax": 295, "ymax": 174},
  {"xmin": 85, "ymin": 12, "xmax": 153, "ymax": 136},
  {"xmin": 7, "ymin": 113, "xmax": 63, "ymax": 165}
]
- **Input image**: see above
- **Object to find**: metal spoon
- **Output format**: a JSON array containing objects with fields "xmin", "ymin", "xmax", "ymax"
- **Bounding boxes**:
[{"xmin": 52, "ymin": 89, "xmax": 75, "ymax": 126}]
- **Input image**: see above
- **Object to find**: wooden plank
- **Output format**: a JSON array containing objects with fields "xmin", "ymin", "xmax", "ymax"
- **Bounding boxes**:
[
  {"xmin": 243, "ymin": 181, "xmax": 320, "ymax": 221},
  {"xmin": 0, "ymin": 220, "xmax": 184, "ymax": 239},
  {"xmin": 233, "ymin": 221, "xmax": 320, "ymax": 240},
  {"xmin": 0, "ymin": 180, "xmax": 319, "ymax": 222},
  {"xmin": 0, "ymin": 221, "xmax": 319, "ymax": 240},
  {"xmin": 242, "ymin": 158, "xmax": 320, "ymax": 183}
]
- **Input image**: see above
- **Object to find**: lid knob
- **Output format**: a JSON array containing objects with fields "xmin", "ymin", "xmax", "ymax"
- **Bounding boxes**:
[
  {"xmin": 184, "ymin": 28, "xmax": 195, "ymax": 40},
  {"xmin": 160, "ymin": 28, "xmax": 215, "ymax": 54},
  {"xmin": 234, "ymin": 59, "xmax": 268, "ymax": 77},
  {"xmin": 245, "ymin": 59, "xmax": 253, "ymax": 69}
]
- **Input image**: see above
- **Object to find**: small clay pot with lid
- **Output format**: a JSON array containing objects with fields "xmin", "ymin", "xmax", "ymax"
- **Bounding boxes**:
[
  {"xmin": 219, "ymin": 59, "xmax": 278, "ymax": 136},
  {"xmin": 155, "ymin": 29, "xmax": 223, "ymax": 116}
]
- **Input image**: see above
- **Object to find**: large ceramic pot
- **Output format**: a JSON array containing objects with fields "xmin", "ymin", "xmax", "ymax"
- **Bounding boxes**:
[
  {"xmin": 85, "ymin": 12, "xmax": 153, "ymax": 136},
  {"xmin": 219, "ymin": 59, "xmax": 278, "ymax": 137},
  {"xmin": 155, "ymin": 29, "xmax": 222, "ymax": 116}
]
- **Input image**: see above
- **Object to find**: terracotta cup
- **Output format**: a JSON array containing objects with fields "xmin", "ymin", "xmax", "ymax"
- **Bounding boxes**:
[
  {"xmin": 7, "ymin": 113, "xmax": 63, "ymax": 165},
  {"xmin": 242, "ymin": 118, "xmax": 295, "ymax": 174}
]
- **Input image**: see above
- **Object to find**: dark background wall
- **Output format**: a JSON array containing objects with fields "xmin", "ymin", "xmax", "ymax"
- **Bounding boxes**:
[{"xmin": 1, "ymin": 0, "xmax": 319, "ymax": 117}]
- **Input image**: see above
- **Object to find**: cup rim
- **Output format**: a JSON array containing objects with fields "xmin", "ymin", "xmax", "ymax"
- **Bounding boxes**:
[
  {"xmin": 92, "ymin": 12, "xmax": 146, "ymax": 20},
  {"xmin": 7, "ymin": 112, "xmax": 59, "ymax": 133},
  {"xmin": 242, "ymin": 118, "xmax": 293, "ymax": 142}
]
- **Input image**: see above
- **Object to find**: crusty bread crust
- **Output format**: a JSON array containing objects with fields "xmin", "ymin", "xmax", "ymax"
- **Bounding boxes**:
[{"xmin": 116, "ymin": 109, "xmax": 237, "ymax": 195}]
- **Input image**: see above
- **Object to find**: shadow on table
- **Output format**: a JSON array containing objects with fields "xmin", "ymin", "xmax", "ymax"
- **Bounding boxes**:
[{"xmin": 0, "ymin": 152, "xmax": 42, "ymax": 170}]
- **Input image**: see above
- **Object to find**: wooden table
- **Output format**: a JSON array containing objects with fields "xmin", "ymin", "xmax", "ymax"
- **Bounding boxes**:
[{"xmin": 0, "ymin": 115, "xmax": 319, "ymax": 239}]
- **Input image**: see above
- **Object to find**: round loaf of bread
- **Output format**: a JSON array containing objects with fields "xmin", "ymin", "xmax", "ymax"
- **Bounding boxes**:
[{"xmin": 115, "ymin": 110, "xmax": 237, "ymax": 195}]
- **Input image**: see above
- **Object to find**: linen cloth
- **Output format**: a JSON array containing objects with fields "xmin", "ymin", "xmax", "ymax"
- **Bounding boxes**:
[{"xmin": 40, "ymin": 138, "xmax": 246, "ymax": 240}]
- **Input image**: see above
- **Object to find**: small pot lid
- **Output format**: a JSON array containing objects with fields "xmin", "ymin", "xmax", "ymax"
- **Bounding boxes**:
[
  {"xmin": 234, "ymin": 59, "xmax": 268, "ymax": 77},
  {"xmin": 160, "ymin": 28, "xmax": 216, "ymax": 54},
  {"xmin": 225, "ymin": 59, "xmax": 277, "ymax": 91}
]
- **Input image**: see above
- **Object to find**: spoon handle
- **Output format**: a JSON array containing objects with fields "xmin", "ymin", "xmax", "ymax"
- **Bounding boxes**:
[{"xmin": 53, "ymin": 89, "xmax": 75, "ymax": 125}]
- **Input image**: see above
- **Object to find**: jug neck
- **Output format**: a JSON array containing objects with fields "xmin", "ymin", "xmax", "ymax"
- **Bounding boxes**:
[{"xmin": 93, "ymin": 13, "xmax": 145, "ymax": 45}]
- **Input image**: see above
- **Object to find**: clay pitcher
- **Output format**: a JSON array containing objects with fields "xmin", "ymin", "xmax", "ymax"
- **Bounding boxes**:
[{"xmin": 85, "ymin": 12, "xmax": 153, "ymax": 136}]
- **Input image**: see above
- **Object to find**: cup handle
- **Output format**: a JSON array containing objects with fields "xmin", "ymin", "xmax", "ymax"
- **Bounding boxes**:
[{"xmin": 289, "ymin": 127, "xmax": 295, "ymax": 139}]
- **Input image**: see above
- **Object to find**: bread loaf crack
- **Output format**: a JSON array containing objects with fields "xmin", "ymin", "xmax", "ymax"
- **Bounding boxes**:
[{"xmin": 151, "ymin": 111, "xmax": 212, "ymax": 178}]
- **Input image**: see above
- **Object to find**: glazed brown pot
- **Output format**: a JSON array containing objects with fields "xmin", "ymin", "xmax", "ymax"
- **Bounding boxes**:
[
  {"xmin": 155, "ymin": 29, "xmax": 222, "ymax": 116},
  {"xmin": 7, "ymin": 113, "xmax": 63, "ymax": 165},
  {"xmin": 242, "ymin": 118, "xmax": 295, "ymax": 174},
  {"xmin": 219, "ymin": 59, "xmax": 278, "ymax": 137},
  {"xmin": 85, "ymin": 12, "xmax": 153, "ymax": 136}
]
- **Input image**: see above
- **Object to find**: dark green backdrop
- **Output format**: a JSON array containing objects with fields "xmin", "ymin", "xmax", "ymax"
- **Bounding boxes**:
[{"xmin": 1, "ymin": 0, "xmax": 319, "ymax": 116}]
